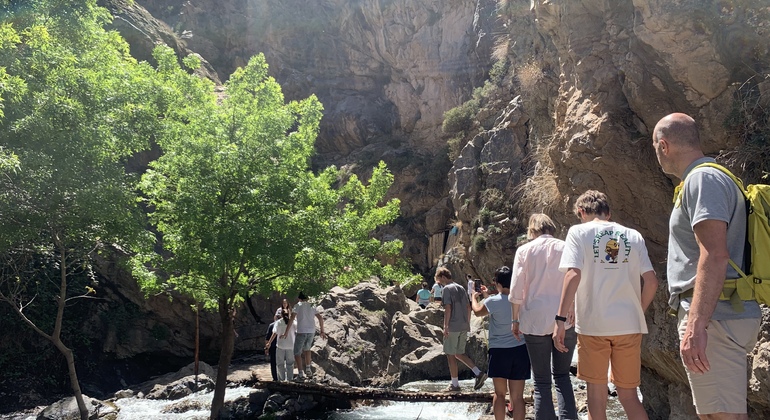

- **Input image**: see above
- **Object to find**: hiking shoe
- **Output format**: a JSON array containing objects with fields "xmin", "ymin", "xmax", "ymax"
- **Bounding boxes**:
[
  {"xmin": 442, "ymin": 384, "xmax": 461, "ymax": 393},
  {"xmin": 473, "ymin": 373, "xmax": 488, "ymax": 390}
]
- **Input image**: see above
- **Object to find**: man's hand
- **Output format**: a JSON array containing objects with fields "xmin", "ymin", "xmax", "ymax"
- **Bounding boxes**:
[
  {"xmin": 553, "ymin": 321, "xmax": 568, "ymax": 353},
  {"xmin": 443, "ymin": 326, "xmax": 449, "ymax": 338},
  {"xmin": 320, "ymin": 331, "xmax": 327, "ymax": 340},
  {"xmin": 680, "ymin": 323, "xmax": 710, "ymax": 374}
]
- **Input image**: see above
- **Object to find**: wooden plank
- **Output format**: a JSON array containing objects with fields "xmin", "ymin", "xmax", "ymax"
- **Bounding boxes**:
[{"xmin": 250, "ymin": 380, "xmax": 494, "ymax": 403}]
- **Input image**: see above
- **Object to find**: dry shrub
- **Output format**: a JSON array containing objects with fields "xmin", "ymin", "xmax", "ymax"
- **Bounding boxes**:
[
  {"xmin": 516, "ymin": 61, "xmax": 545, "ymax": 94},
  {"xmin": 721, "ymin": 75, "xmax": 770, "ymax": 184},
  {"xmin": 492, "ymin": 37, "xmax": 509, "ymax": 63},
  {"xmin": 513, "ymin": 144, "xmax": 562, "ymax": 215}
]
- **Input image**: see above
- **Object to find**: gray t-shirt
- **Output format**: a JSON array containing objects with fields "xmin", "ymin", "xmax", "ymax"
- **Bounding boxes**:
[
  {"xmin": 442, "ymin": 282, "xmax": 471, "ymax": 332},
  {"xmin": 668, "ymin": 157, "xmax": 760, "ymax": 320}
]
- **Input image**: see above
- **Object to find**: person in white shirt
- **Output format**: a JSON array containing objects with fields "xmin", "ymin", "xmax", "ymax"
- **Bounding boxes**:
[
  {"xmin": 510, "ymin": 213, "xmax": 576, "ymax": 420},
  {"xmin": 282, "ymin": 292, "xmax": 326, "ymax": 381},
  {"xmin": 467, "ymin": 274, "xmax": 475, "ymax": 300},
  {"xmin": 554, "ymin": 190, "xmax": 658, "ymax": 420},
  {"xmin": 265, "ymin": 308, "xmax": 297, "ymax": 381}
]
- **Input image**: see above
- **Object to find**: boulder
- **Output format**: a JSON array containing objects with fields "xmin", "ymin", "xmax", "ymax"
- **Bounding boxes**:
[
  {"xmin": 37, "ymin": 396, "xmax": 118, "ymax": 420},
  {"xmin": 145, "ymin": 374, "xmax": 214, "ymax": 400}
]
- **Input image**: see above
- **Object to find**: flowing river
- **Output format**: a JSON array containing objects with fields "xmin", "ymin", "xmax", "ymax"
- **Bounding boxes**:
[{"xmin": 103, "ymin": 378, "xmax": 628, "ymax": 420}]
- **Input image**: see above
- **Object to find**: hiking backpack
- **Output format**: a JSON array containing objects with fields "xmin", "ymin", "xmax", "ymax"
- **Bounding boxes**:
[{"xmin": 685, "ymin": 163, "xmax": 770, "ymax": 306}]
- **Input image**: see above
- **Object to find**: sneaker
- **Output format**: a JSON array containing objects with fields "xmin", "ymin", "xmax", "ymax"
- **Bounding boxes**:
[
  {"xmin": 442, "ymin": 384, "xmax": 461, "ymax": 393},
  {"xmin": 473, "ymin": 372, "xmax": 488, "ymax": 390}
]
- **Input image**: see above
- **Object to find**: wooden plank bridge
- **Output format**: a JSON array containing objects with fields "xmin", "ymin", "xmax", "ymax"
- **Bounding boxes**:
[{"xmin": 250, "ymin": 380, "xmax": 534, "ymax": 404}]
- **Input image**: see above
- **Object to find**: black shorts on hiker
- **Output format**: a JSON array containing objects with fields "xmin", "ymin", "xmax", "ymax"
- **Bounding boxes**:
[{"xmin": 488, "ymin": 345, "xmax": 531, "ymax": 380}]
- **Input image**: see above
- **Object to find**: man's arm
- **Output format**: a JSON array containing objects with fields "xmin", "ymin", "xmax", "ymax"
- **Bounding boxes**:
[
  {"xmin": 553, "ymin": 268, "xmax": 581, "ymax": 352},
  {"xmin": 682, "ymin": 219, "xmax": 730, "ymax": 373},
  {"xmin": 315, "ymin": 312, "xmax": 326, "ymax": 340},
  {"xmin": 443, "ymin": 302, "xmax": 452, "ymax": 337},
  {"xmin": 640, "ymin": 270, "xmax": 659, "ymax": 312}
]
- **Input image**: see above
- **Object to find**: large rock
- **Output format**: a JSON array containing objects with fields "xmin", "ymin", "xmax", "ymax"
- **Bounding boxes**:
[
  {"xmin": 37, "ymin": 396, "xmax": 118, "ymax": 420},
  {"xmin": 145, "ymin": 374, "xmax": 215, "ymax": 400}
]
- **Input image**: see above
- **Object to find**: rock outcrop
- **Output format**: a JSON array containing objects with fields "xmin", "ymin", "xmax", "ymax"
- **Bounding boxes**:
[{"xmin": 312, "ymin": 282, "xmax": 487, "ymax": 386}]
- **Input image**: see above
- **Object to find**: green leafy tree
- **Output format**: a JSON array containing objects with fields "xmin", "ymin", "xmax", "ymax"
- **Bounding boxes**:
[
  {"xmin": 136, "ymin": 51, "xmax": 413, "ymax": 418},
  {"xmin": 0, "ymin": 1, "xmax": 160, "ymax": 417}
]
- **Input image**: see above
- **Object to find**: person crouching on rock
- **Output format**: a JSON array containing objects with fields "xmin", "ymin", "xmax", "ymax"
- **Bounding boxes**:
[
  {"xmin": 415, "ymin": 282, "xmax": 432, "ymax": 309},
  {"xmin": 435, "ymin": 266, "xmax": 487, "ymax": 392},
  {"xmin": 472, "ymin": 266, "xmax": 530, "ymax": 420},
  {"xmin": 266, "ymin": 307, "xmax": 297, "ymax": 381}
]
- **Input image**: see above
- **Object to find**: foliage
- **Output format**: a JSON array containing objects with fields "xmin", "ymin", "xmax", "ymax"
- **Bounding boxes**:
[
  {"xmin": 472, "ymin": 234, "xmax": 487, "ymax": 252},
  {"xmin": 447, "ymin": 134, "xmax": 467, "ymax": 162},
  {"xmin": 442, "ymin": 98, "xmax": 479, "ymax": 134},
  {"xmin": 0, "ymin": 1, "xmax": 170, "ymax": 416},
  {"xmin": 722, "ymin": 75, "xmax": 770, "ymax": 183},
  {"xmin": 133, "ymin": 51, "xmax": 415, "ymax": 416},
  {"xmin": 135, "ymin": 52, "xmax": 413, "ymax": 304}
]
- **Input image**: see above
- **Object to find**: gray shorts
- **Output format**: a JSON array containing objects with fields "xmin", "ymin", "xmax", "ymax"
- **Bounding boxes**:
[
  {"xmin": 294, "ymin": 332, "xmax": 315, "ymax": 356},
  {"xmin": 677, "ymin": 309, "xmax": 761, "ymax": 414}
]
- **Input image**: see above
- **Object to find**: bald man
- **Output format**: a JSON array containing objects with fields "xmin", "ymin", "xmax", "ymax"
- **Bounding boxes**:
[{"xmin": 652, "ymin": 113, "xmax": 761, "ymax": 419}]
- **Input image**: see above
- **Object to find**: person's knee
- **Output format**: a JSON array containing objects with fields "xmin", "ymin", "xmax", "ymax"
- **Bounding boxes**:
[{"xmin": 616, "ymin": 388, "xmax": 641, "ymax": 406}]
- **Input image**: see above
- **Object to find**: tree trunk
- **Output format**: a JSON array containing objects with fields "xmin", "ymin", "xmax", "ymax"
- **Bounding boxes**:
[
  {"xmin": 53, "ymin": 244, "xmax": 88, "ymax": 420},
  {"xmin": 53, "ymin": 339, "xmax": 89, "ymax": 420},
  {"xmin": 209, "ymin": 300, "xmax": 236, "ymax": 419}
]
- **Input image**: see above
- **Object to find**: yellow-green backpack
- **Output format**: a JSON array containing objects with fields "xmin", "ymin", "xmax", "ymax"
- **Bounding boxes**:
[{"xmin": 687, "ymin": 163, "xmax": 770, "ymax": 306}]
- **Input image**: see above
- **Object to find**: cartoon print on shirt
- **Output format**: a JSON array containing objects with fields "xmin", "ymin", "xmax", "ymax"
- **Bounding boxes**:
[
  {"xmin": 592, "ymin": 230, "xmax": 631, "ymax": 264},
  {"xmin": 605, "ymin": 239, "xmax": 619, "ymax": 263}
]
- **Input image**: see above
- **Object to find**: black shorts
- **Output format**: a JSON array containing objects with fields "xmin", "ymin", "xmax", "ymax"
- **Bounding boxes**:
[
  {"xmin": 488, "ymin": 345, "xmax": 531, "ymax": 380},
  {"xmin": 434, "ymin": 297, "xmax": 442, "ymax": 302}
]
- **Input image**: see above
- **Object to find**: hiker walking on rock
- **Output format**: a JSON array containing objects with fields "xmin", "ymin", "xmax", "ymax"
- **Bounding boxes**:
[
  {"xmin": 653, "ymin": 113, "xmax": 761, "ymax": 419},
  {"xmin": 554, "ymin": 190, "xmax": 658, "ymax": 420},
  {"xmin": 510, "ymin": 213, "xmax": 577, "ymax": 420},
  {"xmin": 282, "ymin": 291, "xmax": 326, "ymax": 381},
  {"xmin": 472, "ymin": 266, "xmax": 529, "ymax": 420},
  {"xmin": 435, "ymin": 266, "xmax": 487, "ymax": 392}
]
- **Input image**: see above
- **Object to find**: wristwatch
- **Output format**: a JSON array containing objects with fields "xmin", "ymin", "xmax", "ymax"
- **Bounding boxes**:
[{"xmin": 555, "ymin": 315, "xmax": 567, "ymax": 322}]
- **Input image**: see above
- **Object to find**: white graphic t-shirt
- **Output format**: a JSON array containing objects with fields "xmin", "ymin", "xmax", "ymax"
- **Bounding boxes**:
[{"xmin": 559, "ymin": 220, "xmax": 654, "ymax": 336}]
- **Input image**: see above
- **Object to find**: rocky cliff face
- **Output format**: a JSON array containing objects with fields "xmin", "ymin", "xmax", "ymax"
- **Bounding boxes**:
[{"xmin": 70, "ymin": 0, "xmax": 770, "ymax": 417}]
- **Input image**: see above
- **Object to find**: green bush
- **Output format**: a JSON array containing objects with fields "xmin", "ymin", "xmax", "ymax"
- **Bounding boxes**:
[
  {"xmin": 442, "ymin": 99, "xmax": 479, "ymax": 134},
  {"xmin": 472, "ymin": 235, "xmax": 487, "ymax": 252}
]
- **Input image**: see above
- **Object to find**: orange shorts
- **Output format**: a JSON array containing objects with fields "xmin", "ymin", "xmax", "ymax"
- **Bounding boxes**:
[{"xmin": 577, "ymin": 333, "xmax": 642, "ymax": 388}]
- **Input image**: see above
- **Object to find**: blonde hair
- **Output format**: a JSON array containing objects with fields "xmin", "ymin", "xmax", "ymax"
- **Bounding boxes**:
[{"xmin": 527, "ymin": 213, "xmax": 556, "ymax": 240}]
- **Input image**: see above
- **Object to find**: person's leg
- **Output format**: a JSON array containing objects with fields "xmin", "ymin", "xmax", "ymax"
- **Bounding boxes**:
[
  {"xmin": 608, "ymin": 334, "xmax": 646, "ymax": 420},
  {"xmin": 453, "ymin": 352, "xmax": 478, "ymax": 370},
  {"xmin": 525, "ymin": 334, "xmax": 557, "ymax": 420},
  {"xmin": 285, "ymin": 349, "xmax": 294, "ymax": 382},
  {"xmin": 616, "ymin": 387, "xmax": 647, "ymax": 420},
  {"xmin": 492, "ymin": 377, "xmax": 508, "ymax": 420},
  {"xmin": 275, "ymin": 348, "xmax": 286, "ymax": 381},
  {"xmin": 443, "ymin": 331, "xmax": 463, "ymax": 389},
  {"xmin": 269, "ymin": 346, "xmax": 278, "ymax": 381},
  {"xmin": 576, "ymin": 335, "xmax": 611, "ymax": 420},
  {"xmin": 586, "ymin": 382, "xmax": 609, "ymax": 420},
  {"xmin": 508, "ymin": 379, "xmax": 526, "ymax": 420},
  {"xmin": 553, "ymin": 327, "xmax": 578, "ymax": 419},
  {"xmin": 678, "ymin": 311, "xmax": 760, "ymax": 418},
  {"xmin": 303, "ymin": 350, "xmax": 312, "ymax": 376},
  {"xmin": 293, "ymin": 333, "xmax": 307, "ymax": 378}
]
